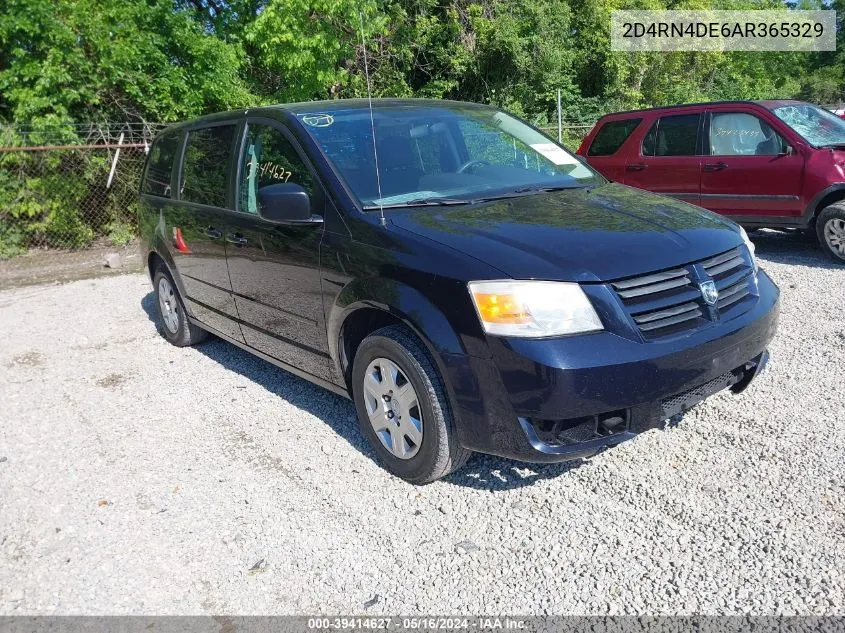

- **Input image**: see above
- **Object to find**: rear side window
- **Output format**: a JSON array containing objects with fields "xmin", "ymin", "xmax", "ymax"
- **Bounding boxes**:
[
  {"xmin": 642, "ymin": 114, "xmax": 700, "ymax": 157},
  {"xmin": 180, "ymin": 125, "xmax": 237, "ymax": 208},
  {"xmin": 143, "ymin": 132, "xmax": 180, "ymax": 197},
  {"xmin": 587, "ymin": 118, "xmax": 642, "ymax": 156}
]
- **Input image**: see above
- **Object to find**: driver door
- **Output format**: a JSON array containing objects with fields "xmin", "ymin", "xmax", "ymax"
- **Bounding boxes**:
[
  {"xmin": 700, "ymin": 109, "xmax": 804, "ymax": 220},
  {"xmin": 224, "ymin": 119, "xmax": 331, "ymax": 381}
]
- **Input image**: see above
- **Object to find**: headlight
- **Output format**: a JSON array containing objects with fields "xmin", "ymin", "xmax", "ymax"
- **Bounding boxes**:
[
  {"xmin": 739, "ymin": 226, "xmax": 758, "ymax": 272},
  {"xmin": 468, "ymin": 280, "xmax": 603, "ymax": 337}
]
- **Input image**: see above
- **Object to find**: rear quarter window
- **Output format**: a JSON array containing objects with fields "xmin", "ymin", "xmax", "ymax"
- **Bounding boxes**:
[
  {"xmin": 142, "ymin": 132, "xmax": 181, "ymax": 197},
  {"xmin": 587, "ymin": 118, "xmax": 642, "ymax": 156}
]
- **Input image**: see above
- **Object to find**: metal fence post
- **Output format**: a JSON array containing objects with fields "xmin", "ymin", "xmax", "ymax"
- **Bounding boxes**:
[{"xmin": 557, "ymin": 89, "xmax": 562, "ymax": 143}]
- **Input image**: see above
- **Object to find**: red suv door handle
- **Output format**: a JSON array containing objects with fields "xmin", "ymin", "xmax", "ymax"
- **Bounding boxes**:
[
  {"xmin": 703, "ymin": 161, "xmax": 729, "ymax": 172},
  {"xmin": 626, "ymin": 163, "xmax": 648, "ymax": 171}
]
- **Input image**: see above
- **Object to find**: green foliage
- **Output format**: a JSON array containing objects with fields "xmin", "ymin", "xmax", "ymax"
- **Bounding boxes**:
[
  {"xmin": 1, "ymin": 0, "xmax": 844, "ymax": 256},
  {"xmin": 0, "ymin": 0, "xmax": 254, "ymax": 124},
  {"xmin": 3, "ymin": 0, "xmax": 843, "ymax": 129}
]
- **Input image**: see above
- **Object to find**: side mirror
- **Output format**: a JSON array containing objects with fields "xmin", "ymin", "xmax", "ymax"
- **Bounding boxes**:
[
  {"xmin": 257, "ymin": 183, "xmax": 320, "ymax": 224},
  {"xmin": 781, "ymin": 144, "xmax": 795, "ymax": 156}
]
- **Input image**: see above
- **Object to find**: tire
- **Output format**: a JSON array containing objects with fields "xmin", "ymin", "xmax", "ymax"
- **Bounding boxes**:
[
  {"xmin": 816, "ymin": 201, "xmax": 845, "ymax": 263},
  {"xmin": 351, "ymin": 325, "xmax": 471, "ymax": 484},
  {"xmin": 152, "ymin": 267, "xmax": 208, "ymax": 347}
]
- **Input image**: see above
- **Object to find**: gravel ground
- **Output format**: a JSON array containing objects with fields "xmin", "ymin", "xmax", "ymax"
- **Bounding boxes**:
[{"xmin": 1, "ymin": 230, "xmax": 843, "ymax": 615}]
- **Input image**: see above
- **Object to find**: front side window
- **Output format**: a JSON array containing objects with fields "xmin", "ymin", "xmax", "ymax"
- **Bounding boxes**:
[
  {"xmin": 180, "ymin": 125, "xmax": 237, "ymax": 208},
  {"xmin": 587, "ymin": 118, "xmax": 642, "ymax": 156},
  {"xmin": 642, "ymin": 114, "xmax": 700, "ymax": 157},
  {"xmin": 143, "ymin": 131, "xmax": 180, "ymax": 197},
  {"xmin": 771, "ymin": 103, "xmax": 845, "ymax": 148},
  {"xmin": 239, "ymin": 123, "xmax": 315, "ymax": 214},
  {"xmin": 298, "ymin": 104, "xmax": 601, "ymax": 209},
  {"xmin": 710, "ymin": 112, "xmax": 784, "ymax": 156}
]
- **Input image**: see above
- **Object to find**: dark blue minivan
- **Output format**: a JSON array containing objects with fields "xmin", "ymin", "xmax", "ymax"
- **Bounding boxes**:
[{"xmin": 140, "ymin": 99, "xmax": 779, "ymax": 483}]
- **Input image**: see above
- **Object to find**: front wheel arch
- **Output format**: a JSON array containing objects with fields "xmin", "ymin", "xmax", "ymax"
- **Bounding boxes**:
[{"xmin": 807, "ymin": 184, "xmax": 845, "ymax": 224}]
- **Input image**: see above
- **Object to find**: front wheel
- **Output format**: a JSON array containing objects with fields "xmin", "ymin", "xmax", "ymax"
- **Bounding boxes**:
[
  {"xmin": 816, "ymin": 202, "xmax": 845, "ymax": 263},
  {"xmin": 351, "ymin": 325, "xmax": 471, "ymax": 484}
]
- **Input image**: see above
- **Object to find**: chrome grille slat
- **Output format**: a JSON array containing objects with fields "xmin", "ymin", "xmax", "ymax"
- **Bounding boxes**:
[
  {"xmin": 637, "ymin": 309, "xmax": 703, "ymax": 332},
  {"xmin": 718, "ymin": 281, "xmax": 750, "ymax": 309},
  {"xmin": 626, "ymin": 287, "xmax": 704, "ymax": 315},
  {"xmin": 714, "ymin": 268, "xmax": 750, "ymax": 291},
  {"xmin": 633, "ymin": 301, "xmax": 700, "ymax": 324},
  {"xmin": 701, "ymin": 247, "xmax": 742, "ymax": 269},
  {"xmin": 612, "ymin": 268, "xmax": 688, "ymax": 290},
  {"xmin": 614, "ymin": 276, "xmax": 692, "ymax": 299},
  {"xmin": 705, "ymin": 255, "xmax": 745, "ymax": 277}
]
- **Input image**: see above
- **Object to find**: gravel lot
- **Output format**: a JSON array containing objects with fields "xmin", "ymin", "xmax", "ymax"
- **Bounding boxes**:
[{"xmin": 1, "ymin": 230, "xmax": 843, "ymax": 615}]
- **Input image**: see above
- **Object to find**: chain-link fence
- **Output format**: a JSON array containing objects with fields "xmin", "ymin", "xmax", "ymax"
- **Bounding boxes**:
[
  {"xmin": 0, "ymin": 123, "xmax": 164, "ymax": 285},
  {"xmin": 539, "ymin": 124, "xmax": 595, "ymax": 150},
  {"xmin": 0, "ymin": 121, "xmax": 594, "ymax": 286}
]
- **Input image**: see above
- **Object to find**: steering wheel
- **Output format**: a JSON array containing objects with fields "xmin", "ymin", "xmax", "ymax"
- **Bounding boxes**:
[{"xmin": 457, "ymin": 159, "xmax": 492, "ymax": 174}]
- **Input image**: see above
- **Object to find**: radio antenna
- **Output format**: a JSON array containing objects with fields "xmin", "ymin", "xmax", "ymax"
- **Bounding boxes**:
[{"xmin": 359, "ymin": 11, "xmax": 385, "ymax": 225}]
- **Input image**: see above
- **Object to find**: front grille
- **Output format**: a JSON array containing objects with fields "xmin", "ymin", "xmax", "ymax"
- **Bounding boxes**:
[
  {"xmin": 611, "ymin": 246, "xmax": 756, "ymax": 340},
  {"xmin": 611, "ymin": 265, "xmax": 706, "ymax": 339},
  {"xmin": 703, "ymin": 247, "xmax": 756, "ymax": 316}
]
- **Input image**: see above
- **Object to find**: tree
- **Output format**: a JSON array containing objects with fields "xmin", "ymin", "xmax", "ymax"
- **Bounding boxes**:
[{"xmin": 0, "ymin": 0, "xmax": 255, "ymax": 129}]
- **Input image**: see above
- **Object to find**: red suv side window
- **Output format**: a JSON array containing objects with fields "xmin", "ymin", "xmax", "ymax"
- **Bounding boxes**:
[
  {"xmin": 709, "ymin": 112, "xmax": 785, "ymax": 156},
  {"xmin": 642, "ymin": 114, "xmax": 701, "ymax": 157}
]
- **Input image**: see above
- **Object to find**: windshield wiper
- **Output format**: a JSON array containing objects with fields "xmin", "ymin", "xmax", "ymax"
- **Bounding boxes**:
[
  {"xmin": 363, "ymin": 197, "xmax": 476, "ymax": 210},
  {"xmin": 818, "ymin": 142, "xmax": 845, "ymax": 149},
  {"xmin": 478, "ymin": 185, "xmax": 585, "ymax": 201}
]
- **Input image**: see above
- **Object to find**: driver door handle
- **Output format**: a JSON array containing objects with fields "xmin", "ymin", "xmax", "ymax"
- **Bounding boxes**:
[
  {"xmin": 703, "ymin": 161, "xmax": 729, "ymax": 172},
  {"xmin": 226, "ymin": 233, "xmax": 248, "ymax": 246},
  {"xmin": 626, "ymin": 163, "xmax": 648, "ymax": 171}
]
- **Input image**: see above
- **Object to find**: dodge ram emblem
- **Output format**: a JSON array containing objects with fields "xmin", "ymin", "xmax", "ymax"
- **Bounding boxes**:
[{"xmin": 700, "ymin": 280, "xmax": 718, "ymax": 306}]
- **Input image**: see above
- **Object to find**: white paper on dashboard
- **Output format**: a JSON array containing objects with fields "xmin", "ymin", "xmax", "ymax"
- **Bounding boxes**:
[{"xmin": 530, "ymin": 143, "xmax": 578, "ymax": 166}]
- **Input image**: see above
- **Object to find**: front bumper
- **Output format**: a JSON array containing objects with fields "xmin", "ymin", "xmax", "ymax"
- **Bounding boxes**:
[{"xmin": 450, "ymin": 270, "xmax": 780, "ymax": 463}]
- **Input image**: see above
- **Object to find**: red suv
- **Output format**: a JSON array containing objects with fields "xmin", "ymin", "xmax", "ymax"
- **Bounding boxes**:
[{"xmin": 577, "ymin": 100, "xmax": 845, "ymax": 262}]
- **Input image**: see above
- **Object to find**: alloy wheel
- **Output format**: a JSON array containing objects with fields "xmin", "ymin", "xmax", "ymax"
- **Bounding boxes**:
[
  {"xmin": 363, "ymin": 358, "xmax": 423, "ymax": 459},
  {"xmin": 823, "ymin": 217, "xmax": 845, "ymax": 258},
  {"xmin": 157, "ymin": 277, "xmax": 180, "ymax": 334}
]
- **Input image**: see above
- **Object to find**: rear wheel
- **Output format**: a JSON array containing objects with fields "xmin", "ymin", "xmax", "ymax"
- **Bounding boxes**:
[
  {"xmin": 816, "ymin": 202, "xmax": 845, "ymax": 263},
  {"xmin": 351, "ymin": 325, "xmax": 471, "ymax": 484},
  {"xmin": 153, "ymin": 268, "xmax": 208, "ymax": 347}
]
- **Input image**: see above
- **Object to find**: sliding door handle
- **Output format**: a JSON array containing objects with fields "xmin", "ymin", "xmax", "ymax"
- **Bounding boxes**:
[
  {"xmin": 204, "ymin": 226, "xmax": 222, "ymax": 239},
  {"xmin": 626, "ymin": 163, "xmax": 648, "ymax": 171},
  {"xmin": 226, "ymin": 233, "xmax": 248, "ymax": 246},
  {"xmin": 703, "ymin": 161, "xmax": 729, "ymax": 172}
]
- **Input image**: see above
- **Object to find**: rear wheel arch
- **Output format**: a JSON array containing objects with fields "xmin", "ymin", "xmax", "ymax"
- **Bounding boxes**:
[
  {"xmin": 147, "ymin": 251, "xmax": 166, "ymax": 280},
  {"xmin": 145, "ymin": 249, "xmax": 194, "ymax": 318}
]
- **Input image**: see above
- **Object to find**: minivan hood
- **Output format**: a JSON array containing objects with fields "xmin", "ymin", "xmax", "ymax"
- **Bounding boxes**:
[{"xmin": 388, "ymin": 183, "xmax": 743, "ymax": 282}]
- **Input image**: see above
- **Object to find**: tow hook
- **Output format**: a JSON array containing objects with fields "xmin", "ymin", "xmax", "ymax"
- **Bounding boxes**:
[{"xmin": 731, "ymin": 350, "xmax": 770, "ymax": 394}]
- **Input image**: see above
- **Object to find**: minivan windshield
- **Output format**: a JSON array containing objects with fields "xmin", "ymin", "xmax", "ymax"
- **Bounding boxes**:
[
  {"xmin": 297, "ymin": 103, "xmax": 601, "ymax": 209},
  {"xmin": 770, "ymin": 103, "xmax": 845, "ymax": 148}
]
